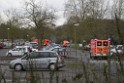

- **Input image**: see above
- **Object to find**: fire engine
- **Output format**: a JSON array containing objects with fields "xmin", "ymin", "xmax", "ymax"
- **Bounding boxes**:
[{"xmin": 90, "ymin": 39, "xmax": 110, "ymax": 58}]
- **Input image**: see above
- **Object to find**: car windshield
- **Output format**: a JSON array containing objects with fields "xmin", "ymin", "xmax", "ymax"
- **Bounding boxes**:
[
  {"xmin": 117, "ymin": 46, "xmax": 123, "ymax": 50},
  {"xmin": 110, "ymin": 47, "xmax": 115, "ymax": 49}
]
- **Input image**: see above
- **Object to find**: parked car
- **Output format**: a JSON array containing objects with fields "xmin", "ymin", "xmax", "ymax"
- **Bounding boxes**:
[
  {"xmin": 42, "ymin": 43, "xmax": 61, "ymax": 51},
  {"xmin": 9, "ymin": 51, "xmax": 65, "ymax": 71},
  {"xmin": 0, "ymin": 42, "xmax": 4, "ymax": 49},
  {"xmin": 49, "ymin": 46, "xmax": 66, "ymax": 57},
  {"xmin": 50, "ymin": 46, "xmax": 65, "ymax": 52},
  {"xmin": 6, "ymin": 46, "xmax": 38, "ymax": 56},
  {"xmin": 3, "ymin": 41, "xmax": 12, "ymax": 48},
  {"xmin": 84, "ymin": 44, "xmax": 91, "ymax": 50},
  {"xmin": 110, "ymin": 45, "xmax": 124, "ymax": 55},
  {"xmin": 25, "ymin": 42, "xmax": 38, "ymax": 49},
  {"xmin": 24, "ymin": 46, "xmax": 38, "ymax": 52},
  {"xmin": 41, "ymin": 43, "xmax": 66, "ymax": 56}
]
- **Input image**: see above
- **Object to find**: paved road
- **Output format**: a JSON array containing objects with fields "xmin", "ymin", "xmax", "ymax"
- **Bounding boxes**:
[
  {"xmin": 0, "ymin": 48, "xmax": 124, "ymax": 83},
  {"xmin": 0, "ymin": 48, "xmax": 10, "ymax": 57}
]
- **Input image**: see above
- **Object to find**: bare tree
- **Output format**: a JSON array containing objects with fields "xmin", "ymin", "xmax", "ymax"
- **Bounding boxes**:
[
  {"xmin": 64, "ymin": 0, "xmax": 107, "ymax": 41},
  {"xmin": 2, "ymin": 8, "xmax": 23, "ymax": 41},
  {"xmin": 111, "ymin": 0, "xmax": 124, "ymax": 75},
  {"xmin": 65, "ymin": 0, "xmax": 107, "ymax": 22},
  {"xmin": 4, "ymin": 9, "xmax": 22, "ymax": 27},
  {"xmin": 24, "ymin": 0, "xmax": 55, "ymax": 48},
  {"xmin": 112, "ymin": 0, "xmax": 124, "ymax": 45}
]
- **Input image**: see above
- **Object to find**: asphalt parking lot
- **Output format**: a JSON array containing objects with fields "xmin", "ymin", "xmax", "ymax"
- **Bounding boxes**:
[{"xmin": 0, "ymin": 48, "xmax": 124, "ymax": 83}]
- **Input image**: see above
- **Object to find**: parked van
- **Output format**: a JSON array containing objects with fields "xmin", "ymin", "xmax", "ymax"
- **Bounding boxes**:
[{"xmin": 9, "ymin": 51, "xmax": 65, "ymax": 71}]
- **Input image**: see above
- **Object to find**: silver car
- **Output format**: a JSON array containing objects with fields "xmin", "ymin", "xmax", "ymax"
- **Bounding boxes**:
[
  {"xmin": 9, "ymin": 51, "xmax": 65, "ymax": 71},
  {"xmin": 6, "ymin": 46, "xmax": 38, "ymax": 56}
]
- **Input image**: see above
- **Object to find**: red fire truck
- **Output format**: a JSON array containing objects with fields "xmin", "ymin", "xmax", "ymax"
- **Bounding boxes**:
[{"xmin": 90, "ymin": 39, "xmax": 110, "ymax": 58}]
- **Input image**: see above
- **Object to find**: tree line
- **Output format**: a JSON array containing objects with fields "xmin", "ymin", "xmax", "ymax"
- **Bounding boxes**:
[{"xmin": 0, "ymin": 0, "xmax": 124, "ymax": 45}]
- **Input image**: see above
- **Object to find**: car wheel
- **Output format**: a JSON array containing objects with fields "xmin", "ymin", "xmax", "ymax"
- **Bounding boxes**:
[
  {"xmin": 14, "ymin": 64, "xmax": 23, "ymax": 71},
  {"xmin": 7, "ymin": 53, "xmax": 12, "ymax": 56},
  {"xmin": 49, "ymin": 64, "xmax": 56, "ymax": 71}
]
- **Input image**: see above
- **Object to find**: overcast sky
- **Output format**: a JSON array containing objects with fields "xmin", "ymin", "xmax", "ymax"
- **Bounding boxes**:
[{"xmin": 0, "ymin": 0, "xmax": 66, "ymax": 26}]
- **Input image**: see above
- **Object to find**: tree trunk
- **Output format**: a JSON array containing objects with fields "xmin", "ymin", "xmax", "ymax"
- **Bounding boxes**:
[{"xmin": 115, "ymin": 14, "xmax": 123, "ymax": 45}]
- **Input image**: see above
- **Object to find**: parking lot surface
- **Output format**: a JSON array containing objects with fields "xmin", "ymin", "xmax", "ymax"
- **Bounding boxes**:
[{"xmin": 0, "ymin": 48, "xmax": 124, "ymax": 83}]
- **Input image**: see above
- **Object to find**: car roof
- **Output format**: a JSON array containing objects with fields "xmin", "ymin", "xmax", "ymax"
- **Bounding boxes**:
[
  {"xmin": 36, "ymin": 50, "xmax": 56, "ymax": 53},
  {"xmin": 30, "ymin": 42, "xmax": 38, "ymax": 44},
  {"xmin": 15, "ymin": 46, "xmax": 29, "ymax": 48}
]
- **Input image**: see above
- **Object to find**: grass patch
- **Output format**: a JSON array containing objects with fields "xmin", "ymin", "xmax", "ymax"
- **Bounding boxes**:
[
  {"xmin": 66, "ymin": 62, "xmax": 84, "ymax": 68},
  {"xmin": 70, "ymin": 44, "xmax": 80, "ymax": 49}
]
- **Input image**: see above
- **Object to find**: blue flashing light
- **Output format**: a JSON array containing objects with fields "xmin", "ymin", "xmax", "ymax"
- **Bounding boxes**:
[
  {"xmin": 108, "ymin": 38, "xmax": 111, "ymax": 41},
  {"xmin": 94, "ymin": 38, "xmax": 97, "ymax": 40}
]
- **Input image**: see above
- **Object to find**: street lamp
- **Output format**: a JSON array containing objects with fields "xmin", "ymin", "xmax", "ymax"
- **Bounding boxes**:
[
  {"xmin": 7, "ymin": 28, "xmax": 10, "ymax": 40},
  {"xmin": 74, "ymin": 23, "xmax": 79, "ymax": 44},
  {"xmin": 27, "ymin": 34, "xmax": 29, "ymax": 41},
  {"xmin": 7, "ymin": 28, "xmax": 10, "ymax": 47}
]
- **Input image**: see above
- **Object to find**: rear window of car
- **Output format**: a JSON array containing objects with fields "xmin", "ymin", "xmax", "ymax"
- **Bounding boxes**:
[
  {"xmin": 38, "ymin": 52, "xmax": 49, "ymax": 58},
  {"xmin": 38, "ymin": 52, "xmax": 57, "ymax": 58},
  {"xmin": 97, "ymin": 42, "xmax": 102, "ymax": 46},
  {"xmin": 103, "ymin": 41, "xmax": 108, "ymax": 46},
  {"xmin": 28, "ymin": 52, "xmax": 57, "ymax": 58},
  {"xmin": 28, "ymin": 52, "xmax": 39, "ymax": 58}
]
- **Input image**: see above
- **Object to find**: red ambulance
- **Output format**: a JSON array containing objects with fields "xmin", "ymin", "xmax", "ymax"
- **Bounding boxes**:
[{"xmin": 90, "ymin": 39, "xmax": 110, "ymax": 58}]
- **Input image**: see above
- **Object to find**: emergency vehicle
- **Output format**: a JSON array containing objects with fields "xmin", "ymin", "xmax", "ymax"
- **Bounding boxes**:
[
  {"xmin": 62, "ymin": 40, "xmax": 70, "ymax": 47},
  {"xmin": 42, "ymin": 39, "xmax": 51, "ymax": 46},
  {"xmin": 33, "ymin": 39, "xmax": 38, "ymax": 43},
  {"xmin": 90, "ymin": 39, "xmax": 110, "ymax": 58}
]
